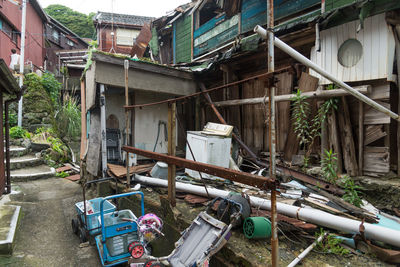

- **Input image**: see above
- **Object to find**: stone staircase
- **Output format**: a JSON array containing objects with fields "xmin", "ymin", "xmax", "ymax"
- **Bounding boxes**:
[{"xmin": 7, "ymin": 145, "xmax": 55, "ymax": 181}]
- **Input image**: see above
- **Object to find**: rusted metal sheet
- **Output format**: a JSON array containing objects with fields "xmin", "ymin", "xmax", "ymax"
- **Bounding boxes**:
[
  {"xmin": 122, "ymin": 146, "xmax": 277, "ymax": 190},
  {"xmin": 130, "ymin": 24, "xmax": 152, "ymax": 58}
]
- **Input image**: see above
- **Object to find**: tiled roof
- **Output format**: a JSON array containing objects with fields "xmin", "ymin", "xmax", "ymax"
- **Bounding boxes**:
[{"xmin": 94, "ymin": 12, "xmax": 154, "ymax": 26}]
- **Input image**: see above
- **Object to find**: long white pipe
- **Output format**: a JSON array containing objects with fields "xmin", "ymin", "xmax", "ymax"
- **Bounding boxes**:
[
  {"xmin": 134, "ymin": 174, "xmax": 400, "ymax": 247},
  {"xmin": 254, "ymin": 25, "xmax": 400, "ymax": 121}
]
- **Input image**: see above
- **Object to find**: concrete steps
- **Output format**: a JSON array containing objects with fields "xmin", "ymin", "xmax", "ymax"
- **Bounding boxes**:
[
  {"xmin": 0, "ymin": 204, "xmax": 21, "ymax": 255},
  {"xmin": 10, "ymin": 165, "xmax": 55, "ymax": 181},
  {"xmin": 6, "ymin": 146, "xmax": 29, "ymax": 158},
  {"xmin": 9, "ymin": 154, "xmax": 43, "ymax": 170}
]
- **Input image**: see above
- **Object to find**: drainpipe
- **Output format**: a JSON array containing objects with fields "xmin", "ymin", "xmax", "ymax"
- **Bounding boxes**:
[
  {"xmin": 17, "ymin": 0, "xmax": 27, "ymax": 127},
  {"xmin": 133, "ymin": 174, "xmax": 400, "ymax": 248},
  {"xmin": 254, "ymin": 25, "xmax": 400, "ymax": 121}
]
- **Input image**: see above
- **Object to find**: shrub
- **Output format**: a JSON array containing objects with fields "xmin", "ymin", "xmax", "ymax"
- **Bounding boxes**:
[
  {"xmin": 9, "ymin": 126, "xmax": 28, "ymax": 139},
  {"xmin": 55, "ymin": 93, "xmax": 81, "ymax": 141},
  {"xmin": 41, "ymin": 72, "xmax": 62, "ymax": 109}
]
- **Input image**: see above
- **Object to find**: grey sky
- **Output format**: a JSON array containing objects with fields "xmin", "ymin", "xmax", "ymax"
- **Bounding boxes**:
[{"xmin": 37, "ymin": 0, "xmax": 190, "ymax": 17}]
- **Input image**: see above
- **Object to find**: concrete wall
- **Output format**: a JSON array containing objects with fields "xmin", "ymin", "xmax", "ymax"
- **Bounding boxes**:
[{"xmin": 105, "ymin": 88, "xmax": 174, "ymax": 156}]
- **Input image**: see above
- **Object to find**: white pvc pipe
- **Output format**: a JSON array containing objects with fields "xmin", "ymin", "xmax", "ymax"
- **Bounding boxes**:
[
  {"xmin": 254, "ymin": 25, "xmax": 400, "ymax": 121},
  {"xmin": 288, "ymin": 232, "xmax": 327, "ymax": 267},
  {"xmin": 134, "ymin": 174, "xmax": 400, "ymax": 247}
]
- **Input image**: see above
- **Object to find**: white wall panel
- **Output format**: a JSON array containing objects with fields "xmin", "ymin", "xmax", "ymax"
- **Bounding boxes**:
[{"xmin": 310, "ymin": 13, "xmax": 395, "ymax": 85}]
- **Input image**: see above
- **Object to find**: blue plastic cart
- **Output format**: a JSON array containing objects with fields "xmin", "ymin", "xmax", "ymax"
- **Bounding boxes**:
[
  {"xmin": 72, "ymin": 177, "xmax": 118, "ymax": 243},
  {"xmin": 95, "ymin": 191, "xmax": 146, "ymax": 267}
]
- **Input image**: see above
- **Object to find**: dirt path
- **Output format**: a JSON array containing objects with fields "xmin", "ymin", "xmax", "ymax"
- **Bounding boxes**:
[{"xmin": 0, "ymin": 178, "xmax": 101, "ymax": 267}]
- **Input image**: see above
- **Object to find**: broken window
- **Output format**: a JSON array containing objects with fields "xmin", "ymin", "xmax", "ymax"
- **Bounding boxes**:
[{"xmin": 196, "ymin": 0, "xmax": 223, "ymax": 28}]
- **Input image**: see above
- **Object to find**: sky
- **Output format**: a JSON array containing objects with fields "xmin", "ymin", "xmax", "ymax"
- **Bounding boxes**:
[{"xmin": 37, "ymin": 0, "xmax": 191, "ymax": 17}]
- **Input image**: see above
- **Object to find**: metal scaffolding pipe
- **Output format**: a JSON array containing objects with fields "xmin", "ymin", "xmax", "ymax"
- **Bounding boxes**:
[
  {"xmin": 133, "ymin": 174, "xmax": 400, "ymax": 248},
  {"xmin": 254, "ymin": 25, "xmax": 400, "ymax": 121}
]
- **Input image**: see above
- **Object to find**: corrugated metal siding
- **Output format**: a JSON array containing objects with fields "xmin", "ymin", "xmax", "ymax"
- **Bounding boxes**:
[
  {"xmin": 175, "ymin": 14, "xmax": 192, "ymax": 63},
  {"xmin": 310, "ymin": 13, "xmax": 395, "ymax": 84}
]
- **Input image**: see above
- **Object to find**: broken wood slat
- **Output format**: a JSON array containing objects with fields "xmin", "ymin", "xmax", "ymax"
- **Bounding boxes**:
[
  {"xmin": 298, "ymin": 72, "xmax": 319, "ymax": 92},
  {"xmin": 303, "ymin": 197, "xmax": 359, "ymax": 221},
  {"xmin": 327, "ymin": 110, "xmax": 343, "ymax": 173},
  {"xmin": 56, "ymin": 165, "xmax": 72, "ymax": 173},
  {"xmin": 364, "ymin": 125, "xmax": 387, "ymax": 146},
  {"xmin": 65, "ymin": 174, "xmax": 80, "ymax": 181},
  {"xmin": 306, "ymin": 184, "xmax": 377, "ymax": 223},
  {"xmin": 283, "ymin": 121, "xmax": 299, "ymax": 161},
  {"xmin": 107, "ymin": 163, "xmax": 154, "ymax": 178},
  {"xmin": 363, "ymin": 146, "xmax": 390, "ymax": 175},
  {"xmin": 338, "ymin": 97, "xmax": 358, "ymax": 176},
  {"xmin": 364, "ymin": 101, "xmax": 391, "ymax": 125},
  {"xmin": 276, "ymin": 72, "xmax": 293, "ymax": 152},
  {"xmin": 368, "ymin": 83, "xmax": 390, "ymax": 100}
]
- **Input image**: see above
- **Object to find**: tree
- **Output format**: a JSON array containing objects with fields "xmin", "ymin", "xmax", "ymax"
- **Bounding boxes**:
[{"xmin": 44, "ymin": 4, "xmax": 96, "ymax": 39}]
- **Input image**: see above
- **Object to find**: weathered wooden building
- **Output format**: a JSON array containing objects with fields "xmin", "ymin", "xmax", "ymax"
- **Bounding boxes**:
[
  {"xmin": 148, "ymin": 0, "xmax": 400, "ymax": 177},
  {"xmin": 93, "ymin": 12, "xmax": 154, "ymax": 55}
]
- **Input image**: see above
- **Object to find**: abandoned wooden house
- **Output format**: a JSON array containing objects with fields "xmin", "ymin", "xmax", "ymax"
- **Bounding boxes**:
[{"xmin": 144, "ymin": 0, "xmax": 400, "ymax": 178}]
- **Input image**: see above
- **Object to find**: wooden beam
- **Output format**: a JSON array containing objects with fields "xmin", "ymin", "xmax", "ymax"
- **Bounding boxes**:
[
  {"xmin": 212, "ymin": 86, "xmax": 370, "ymax": 107},
  {"xmin": 358, "ymin": 101, "xmax": 364, "ymax": 175},
  {"xmin": 168, "ymin": 102, "xmax": 177, "ymax": 207}
]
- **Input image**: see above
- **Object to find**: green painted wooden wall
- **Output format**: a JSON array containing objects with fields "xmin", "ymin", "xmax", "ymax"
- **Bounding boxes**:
[{"xmin": 175, "ymin": 14, "xmax": 192, "ymax": 63}]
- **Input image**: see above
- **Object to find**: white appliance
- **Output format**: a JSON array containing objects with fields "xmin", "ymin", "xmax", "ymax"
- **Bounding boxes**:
[{"xmin": 185, "ymin": 131, "xmax": 232, "ymax": 181}]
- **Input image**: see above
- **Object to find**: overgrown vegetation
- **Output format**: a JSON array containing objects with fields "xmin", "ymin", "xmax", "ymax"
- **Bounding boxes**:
[
  {"xmin": 55, "ymin": 93, "xmax": 81, "ymax": 141},
  {"xmin": 56, "ymin": 171, "xmax": 69, "ymax": 178},
  {"xmin": 41, "ymin": 72, "xmax": 62, "ymax": 109},
  {"xmin": 342, "ymin": 176, "xmax": 363, "ymax": 208},
  {"xmin": 316, "ymin": 229, "xmax": 350, "ymax": 255},
  {"xmin": 9, "ymin": 126, "xmax": 29, "ymax": 139},
  {"xmin": 44, "ymin": 4, "xmax": 96, "ymax": 39},
  {"xmin": 291, "ymin": 89, "xmax": 338, "ymax": 166},
  {"xmin": 321, "ymin": 149, "xmax": 339, "ymax": 184},
  {"xmin": 320, "ymin": 149, "xmax": 363, "ymax": 207}
]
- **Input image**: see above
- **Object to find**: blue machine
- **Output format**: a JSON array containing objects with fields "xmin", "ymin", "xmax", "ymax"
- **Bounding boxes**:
[{"xmin": 95, "ymin": 191, "xmax": 146, "ymax": 267}]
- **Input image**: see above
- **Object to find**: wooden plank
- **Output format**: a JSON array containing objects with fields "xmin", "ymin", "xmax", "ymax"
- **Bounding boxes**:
[
  {"xmin": 368, "ymin": 83, "xmax": 390, "ymax": 100},
  {"xmin": 358, "ymin": 101, "xmax": 364, "ymax": 174},
  {"xmin": 283, "ymin": 121, "xmax": 299, "ymax": 162},
  {"xmin": 276, "ymin": 72, "xmax": 293, "ymax": 152},
  {"xmin": 328, "ymin": 110, "xmax": 343, "ymax": 173},
  {"xmin": 168, "ymin": 102, "xmax": 177, "ymax": 207},
  {"xmin": 363, "ymin": 146, "xmax": 390, "ymax": 175},
  {"xmin": 298, "ymin": 72, "xmax": 319, "ymax": 92},
  {"xmin": 364, "ymin": 125, "xmax": 387, "ymax": 146},
  {"xmin": 364, "ymin": 101, "xmax": 391, "ymax": 125},
  {"xmin": 108, "ymin": 163, "xmax": 154, "ymax": 178},
  {"xmin": 338, "ymin": 97, "xmax": 358, "ymax": 176},
  {"xmin": 80, "ymin": 79, "xmax": 87, "ymax": 160}
]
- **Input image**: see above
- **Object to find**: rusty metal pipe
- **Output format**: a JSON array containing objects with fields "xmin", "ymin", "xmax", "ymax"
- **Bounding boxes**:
[{"xmin": 122, "ymin": 146, "xmax": 277, "ymax": 189}]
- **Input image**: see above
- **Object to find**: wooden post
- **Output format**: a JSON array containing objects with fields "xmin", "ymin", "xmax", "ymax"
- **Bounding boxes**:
[
  {"xmin": 358, "ymin": 101, "xmax": 364, "ymax": 175},
  {"xmin": 124, "ymin": 60, "xmax": 130, "ymax": 188},
  {"xmin": 80, "ymin": 79, "xmax": 87, "ymax": 160},
  {"xmin": 168, "ymin": 102, "xmax": 176, "ymax": 206}
]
